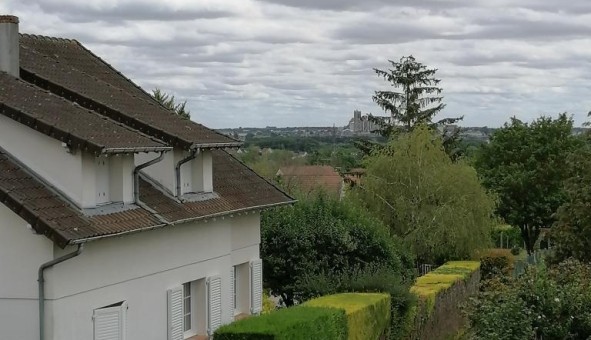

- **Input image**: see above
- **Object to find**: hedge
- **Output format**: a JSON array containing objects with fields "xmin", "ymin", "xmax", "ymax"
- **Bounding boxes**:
[
  {"xmin": 213, "ymin": 306, "xmax": 347, "ymax": 340},
  {"xmin": 304, "ymin": 293, "xmax": 391, "ymax": 340},
  {"xmin": 402, "ymin": 261, "xmax": 481, "ymax": 339}
]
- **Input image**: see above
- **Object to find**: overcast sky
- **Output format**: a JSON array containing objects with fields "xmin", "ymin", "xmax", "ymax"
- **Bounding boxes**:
[{"xmin": 3, "ymin": 0, "xmax": 591, "ymax": 128}]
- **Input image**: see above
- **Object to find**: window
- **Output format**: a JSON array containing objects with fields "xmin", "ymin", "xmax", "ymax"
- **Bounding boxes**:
[
  {"xmin": 95, "ymin": 156, "xmax": 110, "ymax": 205},
  {"xmin": 232, "ymin": 266, "xmax": 237, "ymax": 313},
  {"xmin": 183, "ymin": 282, "xmax": 192, "ymax": 334},
  {"xmin": 168, "ymin": 279, "xmax": 207, "ymax": 340},
  {"xmin": 93, "ymin": 301, "xmax": 127, "ymax": 340}
]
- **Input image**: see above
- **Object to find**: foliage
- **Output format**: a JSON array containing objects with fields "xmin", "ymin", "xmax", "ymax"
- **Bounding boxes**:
[
  {"xmin": 260, "ymin": 192, "xmax": 415, "ymax": 307},
  {"xmin": 490, "ymin": 225, "xmax": 522, "ymax": 249},
  {"xmin": 401, "ymin": 261, "xmax": 481, "ymax": 340},
  {"xmin": 353, "ymin": 126, "xmax": 495, "ymax": 264},
  {"xmin": 466, "ymin": 259, "xmax": 591, "ymax": 339},
  {"xmin": 551, "ymin": 138, "xmax": 591, "ymax": 263},
  {"xmin": 234, "ymin": 146, "xmax": 307, "ymax": 180},
  {"xmin": 411, "ymin": 261, "xmax": 481, "ymax": 312},
  {"xmin": 262, "ymin": 290, "xmax": 276, "ymax": 315},
  {"xmin": 295, "ymin": 264, "xmax": 414, "ymax": 340},
  {"xmin": 479, "ymin": 251, "xmax": 511, "ymax": 281},
  {"xmin": 151, "ymin": 88, "xmax": 190, "ymax": 119},
  {"xmin": 474, "ymin": 114, "xmax": 581, "ymax": 254},
  {"xmin": 368, "ymin": 55, "xmax": 463, "ymax": 157},
  {"xmin": 304, "ymin": 293, "xmax": 391, "ymax": 340},
  {"xmin": 213, "ymin": 306, "xmax": 347, "ymax": 340}
]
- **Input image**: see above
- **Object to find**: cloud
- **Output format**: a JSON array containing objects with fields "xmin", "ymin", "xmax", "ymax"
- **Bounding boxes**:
[{"xmin": 1, "ymin": 0, "xmax": 590, "ymax": 128}]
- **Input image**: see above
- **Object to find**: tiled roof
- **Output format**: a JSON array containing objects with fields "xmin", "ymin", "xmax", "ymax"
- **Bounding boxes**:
[
  {"xmin": 0, "ymin": 148, "xmax": 292, "ymax": 247},
  {"xmin": 0, "ymin": 31, "xmax": 294, "ymax": 248},
  {"xmin": 0, "ymin": 72, "xmax": 169, "ymax": 154},
  {"xmin": 19, "ymin": 34, "xmax": 240, "ymax": 150},
  {"xmin": 277, "ymin": 165, "xmax": 343, "ymax": 197}
]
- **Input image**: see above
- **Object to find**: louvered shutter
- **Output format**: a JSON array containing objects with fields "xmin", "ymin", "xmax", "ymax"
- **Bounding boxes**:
[
  {"xmin": 93, "ymin": 302, "xmax": 126, "ymax": 340},
  {"xmin": 167, "ymin": 286, "xmax": 184, "ymax": 340},
  {"xmin": 207, "ymin": 275, "xmax": 223, "ymax": 336},
  {"xmin": 229, "ymin": 267, "xmax": 235, "ymax": 317},
  {"xmin": 250, "ymin": 259, "xmax": 263, "ymax": 315}
]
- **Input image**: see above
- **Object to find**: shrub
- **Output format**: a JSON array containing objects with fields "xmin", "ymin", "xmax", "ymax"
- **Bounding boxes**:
[
  {"xmin": 296, "ymin": 264, "xmax": 414, "ymax": 340},
  {"xmin": 510, "ymin": 246, "xmax": 520, "ymax": 256},
  {"xmin": 466, "ymin": 259, "xmax": 591, "ymax": 339},
  {"xmin": 213, "ymin": 306, "xmax": 347, "ymax": 340},
  {"xmin": 261, "ymin": 192, "xmax": 415, "ymax": 306},
  {"xmin": 478, "ymin": 249, "xmax": 513, "ymax": 280},
  {"xmin": 402, "ymin": 261, "xmax": 481, "ymax": 340},
  {"xmin": 304, "ymin": 293, "xmax": 390, "ymax": 340}
]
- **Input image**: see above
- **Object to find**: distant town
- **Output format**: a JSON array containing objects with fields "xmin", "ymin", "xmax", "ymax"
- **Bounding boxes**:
[{"xmin": 218, "ymin": 110, "xmax": 589, "ymax": 143}]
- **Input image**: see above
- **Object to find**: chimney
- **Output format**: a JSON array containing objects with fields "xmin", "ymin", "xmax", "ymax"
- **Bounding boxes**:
[{"xmin": 0, "ymin": 15, "xmax": 19, "ymax": 77}]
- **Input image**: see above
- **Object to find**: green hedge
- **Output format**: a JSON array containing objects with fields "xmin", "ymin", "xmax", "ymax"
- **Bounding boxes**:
[
  {"xmin": 213, "ymin": 306, "xmax": 347, "ymax": 340},
  {"xmin": 304, "ymin": 293, "xmax": 391, "ymax": 340},
  {"xmin": 401, "ymin": 261, "xmax": 481, "ymax": 339}
]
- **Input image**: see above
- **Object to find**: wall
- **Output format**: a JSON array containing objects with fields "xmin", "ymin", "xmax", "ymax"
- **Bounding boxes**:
[
  {"xmin": 43, "ymin": 212, "xmax": 261, "ymax": 340},
  {"xmin": 0, "ymin": 115, "xmax": 85, "ymax": 205},
  {"xmin": 0, "ymin": 204, "xmax": 54, "ymax": 340}
]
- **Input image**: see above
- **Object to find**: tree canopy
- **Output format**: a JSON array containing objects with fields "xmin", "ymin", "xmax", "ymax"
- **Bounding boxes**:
[
  {"xmin": 474, "ymin": 113, "xmax": 580, "ymax": 254},
  {"xmin": 260, "ymin": 192, "xmax": 415, "ymax": 307},
  {"xmin": 362, "ymin": 56, "xmax": 463, "ymax": 157},
  {"xmin": 353, "ymin": 126, "xmax": 495, "ymax": 264},
  {"xmin": 551, "ymin": 137, "xmax": 591, "ymax": 263},
  {"xmin": 152, "ymin": 88, "xmax": 191, "ymax": 119}
]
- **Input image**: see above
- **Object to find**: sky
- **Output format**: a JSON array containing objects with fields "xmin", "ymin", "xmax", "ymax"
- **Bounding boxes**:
[{"xmin": 2, "ymin": 0, "xmax": 591, "ymax": 128}]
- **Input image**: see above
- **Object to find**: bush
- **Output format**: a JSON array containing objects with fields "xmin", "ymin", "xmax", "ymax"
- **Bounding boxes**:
[
  {"xmin": 304, "ymin": 293, "xmax": 391, "ymax": 340},
  {"xmin": 213, "ymin": 306, "xmax": 347, "ymax": 340},
  {"xmin": 296, "ymin": 264, "xmax": 414, "ymax": 340},
  {"xmin": 261, "ymin": 192, "xmax": 415, "ymax": 306},
  {"xmin": 478, "ymin": 249, "xmax": 514, "ymax": 280},
  {"xmin": 403, "ymin": 261, "xmax": 481, "ymax": 340},
  {"xmin": 466, "ymin": 259, "xmax": 591, "ymax": 339},
  {"xmin": 510, "ymin": 246, "xmax": 520, "ymax": 256}
]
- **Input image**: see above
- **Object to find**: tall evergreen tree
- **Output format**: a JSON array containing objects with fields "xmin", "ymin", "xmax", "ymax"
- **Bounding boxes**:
[
  {"xmin": 364, "ymin": 56, "xmax": 463, "ymax": 157},
  {"xmin": 152, "ymin": 88, "xmax": 191, "ymax": 120}
]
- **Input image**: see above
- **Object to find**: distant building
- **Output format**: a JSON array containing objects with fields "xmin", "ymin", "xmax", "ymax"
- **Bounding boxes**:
[
  {"xmin": 276, "ymin": 165, "xmax": 344, "ymax": 198},
  {"xmin": 345, "ymin": 110, "xmax": 390, "ymax": 135}
]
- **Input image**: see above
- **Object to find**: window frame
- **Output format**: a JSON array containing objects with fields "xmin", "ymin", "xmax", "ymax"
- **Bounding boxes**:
[{"xmin": 182, "ymin": 282, "xmax": 198, "ymax": 339}]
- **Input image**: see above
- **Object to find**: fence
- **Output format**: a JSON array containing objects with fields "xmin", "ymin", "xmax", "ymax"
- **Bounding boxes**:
[{"xmin": 512, "ymin": 249, "xmax": 551, "ymax": 277}]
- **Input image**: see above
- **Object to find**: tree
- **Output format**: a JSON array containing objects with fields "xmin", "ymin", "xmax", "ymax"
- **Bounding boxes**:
[
  {"xmin": 260, "ymin": 192, "xmax": 415, "ymax": 307},
  {"xmin": 152, "ymin": 88, "xmax": 191, "ymax": 119},
  {"xmin": 551, "ymin": 137, "xmax": 591, "ymax": 263},
  {"xmin": 365, "ymin": 56, "xmax": 463, "ymax": 157},
  {"xmin": 352, "ymin": 126, "xmax": 495, "ymax": 264},
  {"xmin": 474, "ymin": 114, "xmax": 580, "ymax": 255}
]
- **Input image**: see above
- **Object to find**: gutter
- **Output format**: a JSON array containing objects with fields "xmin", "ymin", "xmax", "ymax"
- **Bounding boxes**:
[
  {"xmin": 38, "ymin": 244, "xmax": 84, "ymax": 340},
  {"xmin": 68, "ymin": 200, "xmax": 296, "ymax": 245},
  {"xmin": 175, "ymin": 149, "xmax": 198, "ymax": 198}
]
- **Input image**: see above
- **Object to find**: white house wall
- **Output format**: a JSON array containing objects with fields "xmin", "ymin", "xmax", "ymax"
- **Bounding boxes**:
[
  {"xmin": 43, "ymin": 212, "xmax": 261, "ymax": 340},
  {"xmin": 0, "ymin": 115, "xmax": 85, "ymax": 205},
  {"xmin": 0, "ymin": 204, "xmax": 54, "ymax": 340}
]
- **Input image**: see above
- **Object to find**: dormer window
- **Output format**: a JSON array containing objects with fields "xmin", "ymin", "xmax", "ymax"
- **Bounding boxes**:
[
  {"xmin": 84, "ymin": 154, "xmax": 135, "ymax": 209},
  {"xmin": 190, "ymin": 150, "xmax": 213, "ymax": 194},
  {"xmin": 95, "ymin": 156, "xmax": 110, "ymax": 205}
]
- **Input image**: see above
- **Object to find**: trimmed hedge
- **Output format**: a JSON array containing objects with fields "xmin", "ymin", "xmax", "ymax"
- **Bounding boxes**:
[
  {"xmin": 403, "ymin": 261, "xmax": 481, "ymax": 339},
  {"xmin": 304, "ymin": 293, "xmax": 391, "ymax": 340},
  {"xmin": 213, "ymin": 306, "xmax": 347, "ymax": 340}
]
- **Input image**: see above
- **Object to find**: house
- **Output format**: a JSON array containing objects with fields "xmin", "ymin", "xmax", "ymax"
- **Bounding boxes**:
[
  {"xmin": 275, "ymin": 165, "xmax": 344, "ymax": 198},
  {"xmin": 0, "ymin": 15, "xmax": 294, "ymax": 340}
]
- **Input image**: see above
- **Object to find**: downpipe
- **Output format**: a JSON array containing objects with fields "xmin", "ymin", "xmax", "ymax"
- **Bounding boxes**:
[
  {"xmin": 133, "ymin": 152, "xmax": 165, "ymax": 203},
  {"xmin": 38, "ymin": 244, "xmax": 84, "ymax": 340},
  {"xmin": 175, "ymin": 149, "xmax": 198, "ymax": 198}
]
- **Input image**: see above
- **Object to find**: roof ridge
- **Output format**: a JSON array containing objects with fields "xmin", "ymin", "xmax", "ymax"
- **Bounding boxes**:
[{"xmin": 19, "ymin": 33, "xmax": 77, "ymax": 44}]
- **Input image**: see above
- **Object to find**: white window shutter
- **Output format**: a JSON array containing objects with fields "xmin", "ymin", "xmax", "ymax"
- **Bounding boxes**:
[
  {"xmin": 229, "ymin": 267, "xmax": 235, "ymax": 315},
  {"xmin": 93, "ymin": 302, "xmax": 126, "ymax": 340},
  {"xmin": 167, "ymin": 286, "xmax": 184, "ymax": 340},
  {"xmin": 250, "ymin": 259, "xmax": 263, "ymax": 315},
  {"xmin": 207, "ymin": 275, "xmax": 223, "ymax": 336}
]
